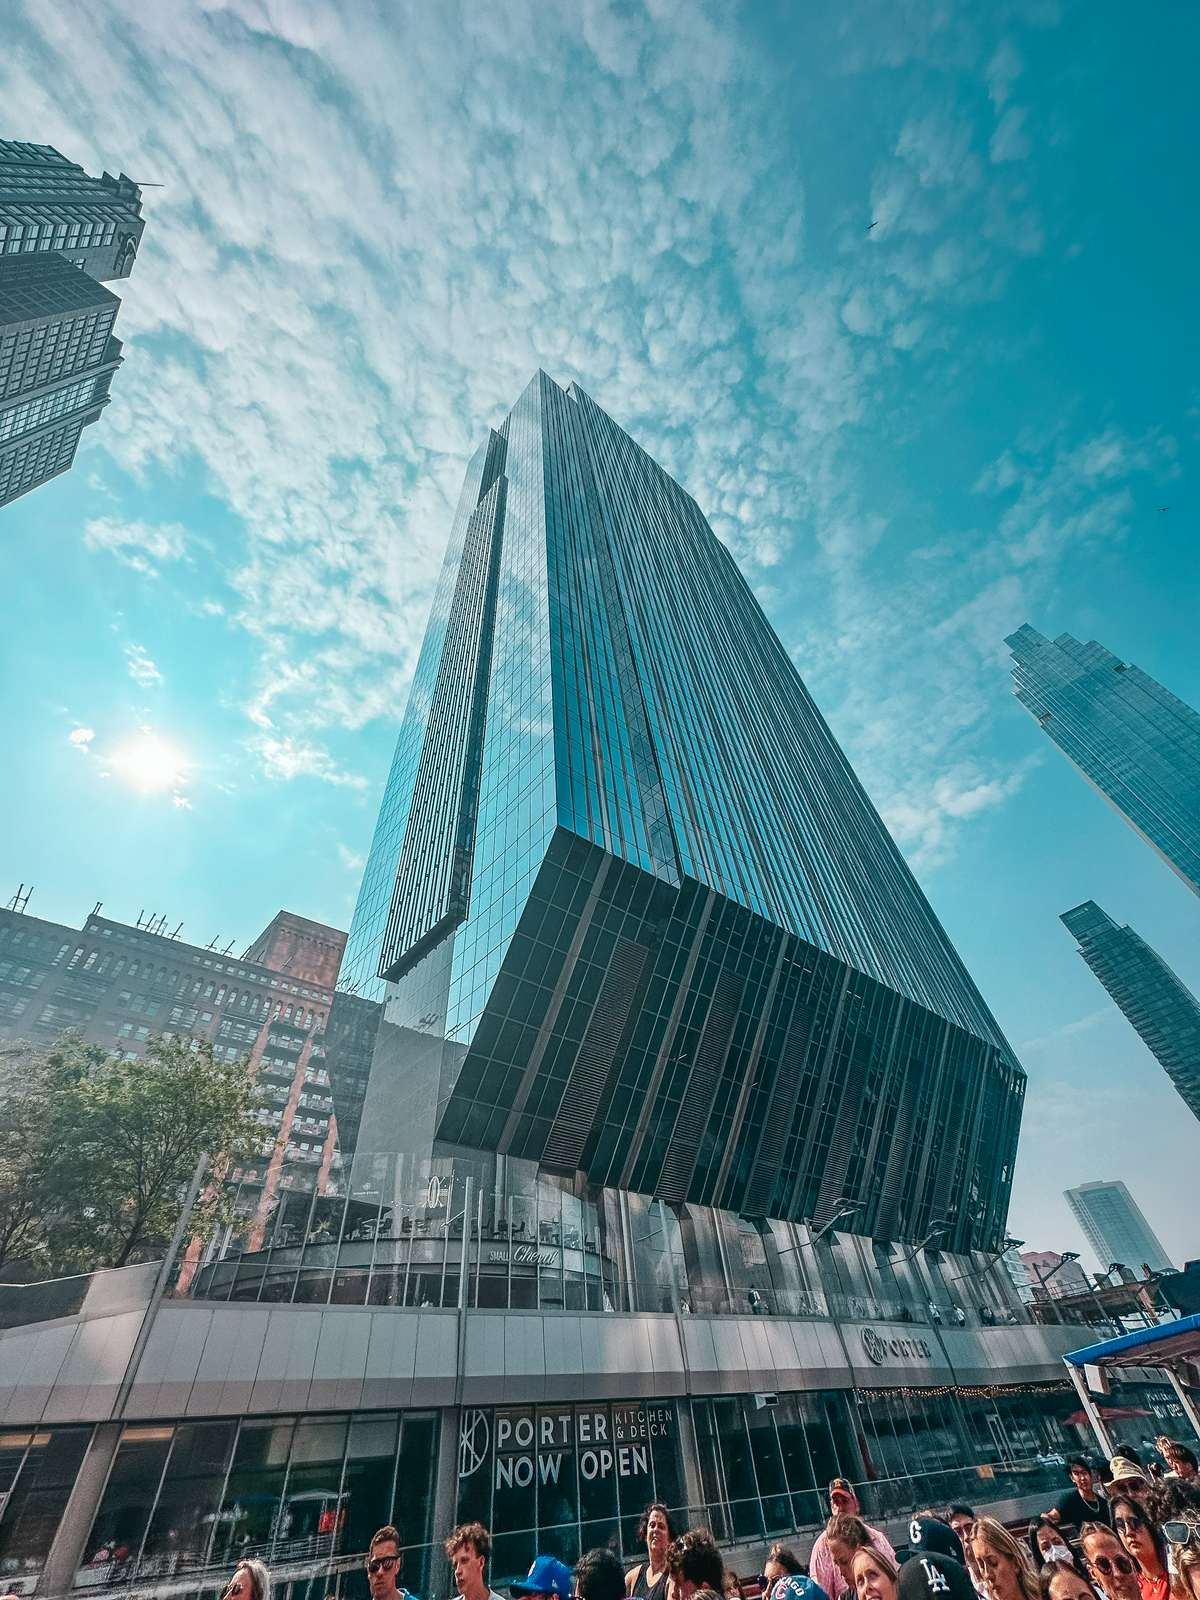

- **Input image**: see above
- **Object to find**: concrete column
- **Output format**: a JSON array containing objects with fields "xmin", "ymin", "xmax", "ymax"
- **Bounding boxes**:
[
  {"xmin": 37, "ymin": 1421, "xmax": 122, "ymax": 1596},
  {"xmin": 672, "ymin": 1399, "xmax": 706, "ymax": 1523},
  {"xmin": 428, "ymin": 1406, "xmax": 461, "ymax": 1600}
]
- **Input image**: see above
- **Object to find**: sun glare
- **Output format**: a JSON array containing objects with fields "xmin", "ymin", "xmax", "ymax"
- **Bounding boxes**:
[{"xmin": 110, "ymin": 731, "xmax": 189, "ymax": 796}]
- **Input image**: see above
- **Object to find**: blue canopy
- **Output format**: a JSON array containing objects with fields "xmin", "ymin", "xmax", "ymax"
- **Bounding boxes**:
[{"xmin": 1064, "ymin": 1311, "xmax": 1200, "ymax": 1369}]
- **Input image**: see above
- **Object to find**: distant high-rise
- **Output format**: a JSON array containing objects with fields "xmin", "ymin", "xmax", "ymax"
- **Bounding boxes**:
[
  {"xmin": 1064, "ymin": 1179, "xmax": 1173, "ymax": 1274},
  {"xmin": 1020, "ymin": 1248, "xmax": 1090, "ymax": 1300},
  {"xmin": 0, "ymin": 139, "xmax": 144, "ymax": 281},
  {"xmin": 1061, "ymin": 900, "xmax": 1200, "ymax": 1123},
  {"xmin": 1007, "ymin": 625, "xmax": 1200, "ymax": 896},
  {"xmin": 0, "ymin": 253, "xmax": 124, "ymax": 507},
  {"xmin": 343, "ymin": 371, "xmax": 1024, "ymax": 1249}
]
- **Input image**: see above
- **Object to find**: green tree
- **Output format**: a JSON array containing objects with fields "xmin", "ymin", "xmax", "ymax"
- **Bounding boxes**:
[
  {"xmin": 0, "ymin": 1032, "xmax": 98, "ymax": 1274},
  {"xmin": 1, "ymin": 1032, "xmax": 261, "ymax": 1274}
]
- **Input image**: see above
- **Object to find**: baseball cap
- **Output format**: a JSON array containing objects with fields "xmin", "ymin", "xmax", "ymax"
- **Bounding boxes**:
[
  {"xmin": 774, "ymin": 1577, "xmax": 830, "ymax": 1600},
  {"xmin": 828, "ymin": 1478, "xmax": 855, "ymax": 1498},
  {"xmin": 898, "ymin": 1554, "xmax": 975, "ymax": 1600},
  {"xmin": 511, "ymin": 1558, "xmax": 574, "ymax": 1600},
  {"xmin": 907, "ymin": 1519, "xmax": 965, "ymax": 1566}
]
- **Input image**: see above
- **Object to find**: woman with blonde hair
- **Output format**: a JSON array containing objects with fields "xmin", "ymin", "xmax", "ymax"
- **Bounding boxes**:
[
  {"xmin": 971, "ymin": 1517, "xmax": 1041, "ymax": 1600},
  {"xmin": 850, "ymin": 1544, "xmax": 901, "ymax": 1600}
]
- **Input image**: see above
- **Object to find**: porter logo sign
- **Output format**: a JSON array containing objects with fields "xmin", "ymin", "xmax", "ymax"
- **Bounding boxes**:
[
  {"xmin": 458, "ymin": 1403, "xmax": 673, "ymax": 1491},
  {"xmin": 860, "ymin": 1326, "xmax": 933, "ymax": 1363}
]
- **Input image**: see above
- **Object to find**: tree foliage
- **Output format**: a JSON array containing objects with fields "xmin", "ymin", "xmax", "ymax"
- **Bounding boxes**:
[{"xmin": 0, "ymin": 1031, "xmax": 260, "ymax": 1275}]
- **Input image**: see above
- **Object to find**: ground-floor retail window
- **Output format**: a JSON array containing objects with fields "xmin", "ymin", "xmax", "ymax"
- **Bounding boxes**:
[
  {"xmin": 0, "ymin": 1425, "xmax": 94, "ymax": 1593},
  {"xmin": 455, "ymin": 1401, "xmax": 684, "ymax": 1579},
  {"xmin": 75, "ymin": 1409, "xmax": 437, "ymax": 1598}
]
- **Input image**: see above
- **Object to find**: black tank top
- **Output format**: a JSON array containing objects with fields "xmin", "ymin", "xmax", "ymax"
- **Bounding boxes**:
[{"xmin": 631, "ymin": 1568, "xmax": 667, "ymax": 1600}]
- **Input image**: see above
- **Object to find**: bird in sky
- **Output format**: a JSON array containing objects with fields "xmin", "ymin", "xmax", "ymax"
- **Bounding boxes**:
[
  {"xmin": 867, "ymin": 220, "xmax": 878, "ymax": 230},
  {"xmin": 1158, "ymin": 505, "xmax": 1170, "ymax": 512}
]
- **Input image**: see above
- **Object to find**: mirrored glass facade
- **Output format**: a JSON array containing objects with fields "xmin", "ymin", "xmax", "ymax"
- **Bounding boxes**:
[
  {"xmin": 343, "ymin": 372, "xmax": 1023, "ymax": 1251},
  {"xmin": 1061, "ymin": 901, "xmax": 1200, "ymax": 1124},
  {"xmin": 1008, "ymin": 625, "xmax": 1200, "ymax": 897}
]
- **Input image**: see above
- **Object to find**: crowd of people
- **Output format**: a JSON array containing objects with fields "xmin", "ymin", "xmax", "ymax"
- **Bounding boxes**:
[{"xmin": 213, "ymin": 1435, "xmax": 1200, "ymax": 1600}]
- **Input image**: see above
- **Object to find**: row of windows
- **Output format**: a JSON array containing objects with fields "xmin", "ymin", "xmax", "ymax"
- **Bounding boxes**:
[
  {"xmin": 0, "ymin": 417, "xmax": 82, "ymax": 505},
  {"xmin": 0, "ymin": 216, "xmax": 118, "ymax": 251},
  {"xmin": 0, "ymin": 372, "xmax": 103, "ymax": 443}
]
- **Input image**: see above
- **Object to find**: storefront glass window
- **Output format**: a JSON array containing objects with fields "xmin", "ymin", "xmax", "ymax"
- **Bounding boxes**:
[
  {"xmin": 79, "ymin": 1424, "xmax": 173, "ymax": 1581},
  {"xmin": 455, "ymin": 1401, "xmax": 682, "ymax": 1576},
  {"xmin": 139, "ymin": 1420, "xmax": 237, "ymax": 1578},
  {"xmin": 0, "ymin": 1426, "xmax": 92, "ymax": 1593}
]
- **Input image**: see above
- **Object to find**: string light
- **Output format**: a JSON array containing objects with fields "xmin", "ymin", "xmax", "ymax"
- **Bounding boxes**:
[{"xmin": 854, "ymin": 1382, "xmax": 1072, "ymax": 1402}]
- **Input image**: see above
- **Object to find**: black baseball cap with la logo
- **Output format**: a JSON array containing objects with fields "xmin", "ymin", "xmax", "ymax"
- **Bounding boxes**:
[
  {"xmin": 828, "ymin": 1478, "xmax": 855, "ymax": 1497},
  {"xmin": 898, "ymin": 1554, "xmax": 975, "ymax": 1600}
]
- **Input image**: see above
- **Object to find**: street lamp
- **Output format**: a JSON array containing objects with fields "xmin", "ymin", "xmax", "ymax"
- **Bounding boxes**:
[
  {"xmin": 1031, "ymin": 1250, "xmax": 1081, "ymax": 1327},
  {"xmin": 773, "ymin": 1199, "xmax": 860, "ymax": 1256}
]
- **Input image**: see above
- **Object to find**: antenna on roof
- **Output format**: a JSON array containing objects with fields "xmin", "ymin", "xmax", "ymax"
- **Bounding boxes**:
[
  {"xmin": 5, "ymin": 884, "xmax": 32, "ymax": 913},
  {"xmin": 222, "ymin": 941, "xmax": 235, "ymax": 955},
  {"xmin": 169, "ymin": 922, "xmax": 183, "ymax": 940},
  {"xmin": 91, "ymin": 900, "xmax": 103, "ymax": 919},
  {"xmin": 206, "ymin": 936, "xmax": 220, "ymax": 950}
]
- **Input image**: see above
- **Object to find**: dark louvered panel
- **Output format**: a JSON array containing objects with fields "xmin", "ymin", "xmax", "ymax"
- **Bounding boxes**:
[
  {"xmin": 655, "ymin": 968, "xmax": 744, "ymax": 1204},
  {"xmin": 740, "ymin": 986, "xmax": 814, "ymax": 1216},
  {"xmin": 541, "ymin": 940, "xmax": 650, "ymax": 1173}
]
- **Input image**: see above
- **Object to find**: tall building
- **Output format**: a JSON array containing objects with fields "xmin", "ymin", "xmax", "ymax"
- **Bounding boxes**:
[
  {"xmin": 1065, "ymin": 1179, "xmax": 1173, "ymax": 1274},
  {"xmin": 1061, "ymin": 900, "xmax": 1200, "ymax": 1123},
  {"xmin": 1, "ymin": 139, "xmax": 145, "ymax": 281},
  {"xmin": 1007, "ymin": 625, "xmax": 1200, "ymax": 896},
  {"xmin": 1020, "ymin": 1249, "xmax": 1091, "ymax": 1300},
  {"xmin": 0, "ymin": 902, "xmax": 348, "ymax": 1247},
  {"xmin": 0, "ymin": 378, "xmax": 1108, "ymax": 1600},
  {"xmin": 0, "ymin": 253, "xmax": 123, "ymax": 506},
  {"xmin": 344, "ymin": 371, "xmax": 1024, "ymax": 1251}
]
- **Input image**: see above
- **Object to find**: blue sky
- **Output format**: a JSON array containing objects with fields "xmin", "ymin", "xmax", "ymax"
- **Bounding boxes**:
[{"xmin": 2, "ymin": 0, "xmax": 1197, "ymax": 1270}]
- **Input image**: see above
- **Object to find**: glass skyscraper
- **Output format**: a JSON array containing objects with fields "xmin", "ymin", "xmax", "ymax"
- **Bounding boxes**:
[
  {"xmin": 1007, "ymin": 625, "xmax": 1200, "ymax": 896},
  {"xmin": 343, "ymin": 372, "xmax": 1024, "ymax": 1249},
  {"xmin": 1061, "ymin": 900, "xmax": 1200, "ymax": 1123},
  {"xmin": 1064, "ymin": 1179, "xmax": 1173, "ymax": 1274}
]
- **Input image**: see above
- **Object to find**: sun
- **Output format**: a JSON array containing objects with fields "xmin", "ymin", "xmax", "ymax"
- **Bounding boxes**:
[{"xmin": 110, "ymin": 731, "xmax": 189, "ymax": 796}]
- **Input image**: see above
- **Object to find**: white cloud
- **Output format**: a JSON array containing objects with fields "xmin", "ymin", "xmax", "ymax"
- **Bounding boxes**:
[
  {"xmin": 3, "ymin": 0, "xmax": 1078, "ymax": 854},
  {"xmin": 83, "ymin": 517, "xmax": 188, "ymax": 574},
  {"xmin": 68, "ymin": 726, "xmax": 95, "ymax": 751},
  {"xmin": 124, "ymin": 642, "xmax": 163, "ymax": 685},
  {"xmin": 1019, "ymin": 1008, "xmax": 1113, "ymax": 1054},
  {"xmin": 250, "ymin": 734, "xmax": 368, "ymax": 790},
  {"xmin": 337, "ymin": 842, "xmax": 366, "ymax": 873},
  {"xmin": 990, "ymin": 106, "xmax": 1032, "ymax": 163}
]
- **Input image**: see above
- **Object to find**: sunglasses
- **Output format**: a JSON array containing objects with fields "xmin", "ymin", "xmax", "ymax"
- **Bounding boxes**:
[
  {"xmin": 1113, "ymin": 1518, "xmax": 1143, "ymax": 1534},
  {"xmin": 369, "ymin": 1557, "xmax": 400, "ymax": 1575},
  {"xmin": 1163, "ymin": 1519, "xmax": 1200, "ymax": 1547},
  {"xmin": 1089, "ymin": 1555, "xmax": 1135, "ymax": 1577}
]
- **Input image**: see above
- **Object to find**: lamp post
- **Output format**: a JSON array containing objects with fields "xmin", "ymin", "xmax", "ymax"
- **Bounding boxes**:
[{"xmin": 1031, "ymin": 1251, "xmax": 1081, "ymax": 1327}]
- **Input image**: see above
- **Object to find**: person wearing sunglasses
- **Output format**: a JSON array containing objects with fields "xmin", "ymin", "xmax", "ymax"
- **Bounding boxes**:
[
  {"xmin": 1148, "ymin": 1481, "xmax": 1200, "ymax": 1600},
  {"xmin": 1111, "ymin": 1495, "xmax": 1170, "ymax": 1600},
  {"xmin": 368, "ymin": 1526, "xmax": 416, "ymax": 1600},
  {"xmin": 1080, "ymin": 1524, "xmax": 1141, "ymax": 1600},
  {"xmin": 222, "ymin": 1560, "xmax": 271, "ymax": 1600}
]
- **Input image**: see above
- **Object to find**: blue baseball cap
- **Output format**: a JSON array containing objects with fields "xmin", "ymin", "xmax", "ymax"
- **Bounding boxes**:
[{"xmin": 511, "ymin": 1557, "xmax": 574, "ymax": 1600}]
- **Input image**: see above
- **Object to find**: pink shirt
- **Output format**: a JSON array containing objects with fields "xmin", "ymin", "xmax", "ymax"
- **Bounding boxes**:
[{"xmin": 809, "ymin": 1525, "xmax": 898, "ymax": 1600}]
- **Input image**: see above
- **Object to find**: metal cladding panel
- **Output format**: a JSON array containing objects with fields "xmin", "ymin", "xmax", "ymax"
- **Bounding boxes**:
[
  {"xmin": 0, "ymin": 1321, "xmax": 76, "ymax": 1423},
  {"xmin": 380, "ymin": 474, "xmax": 508, "ymax": 982}
]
